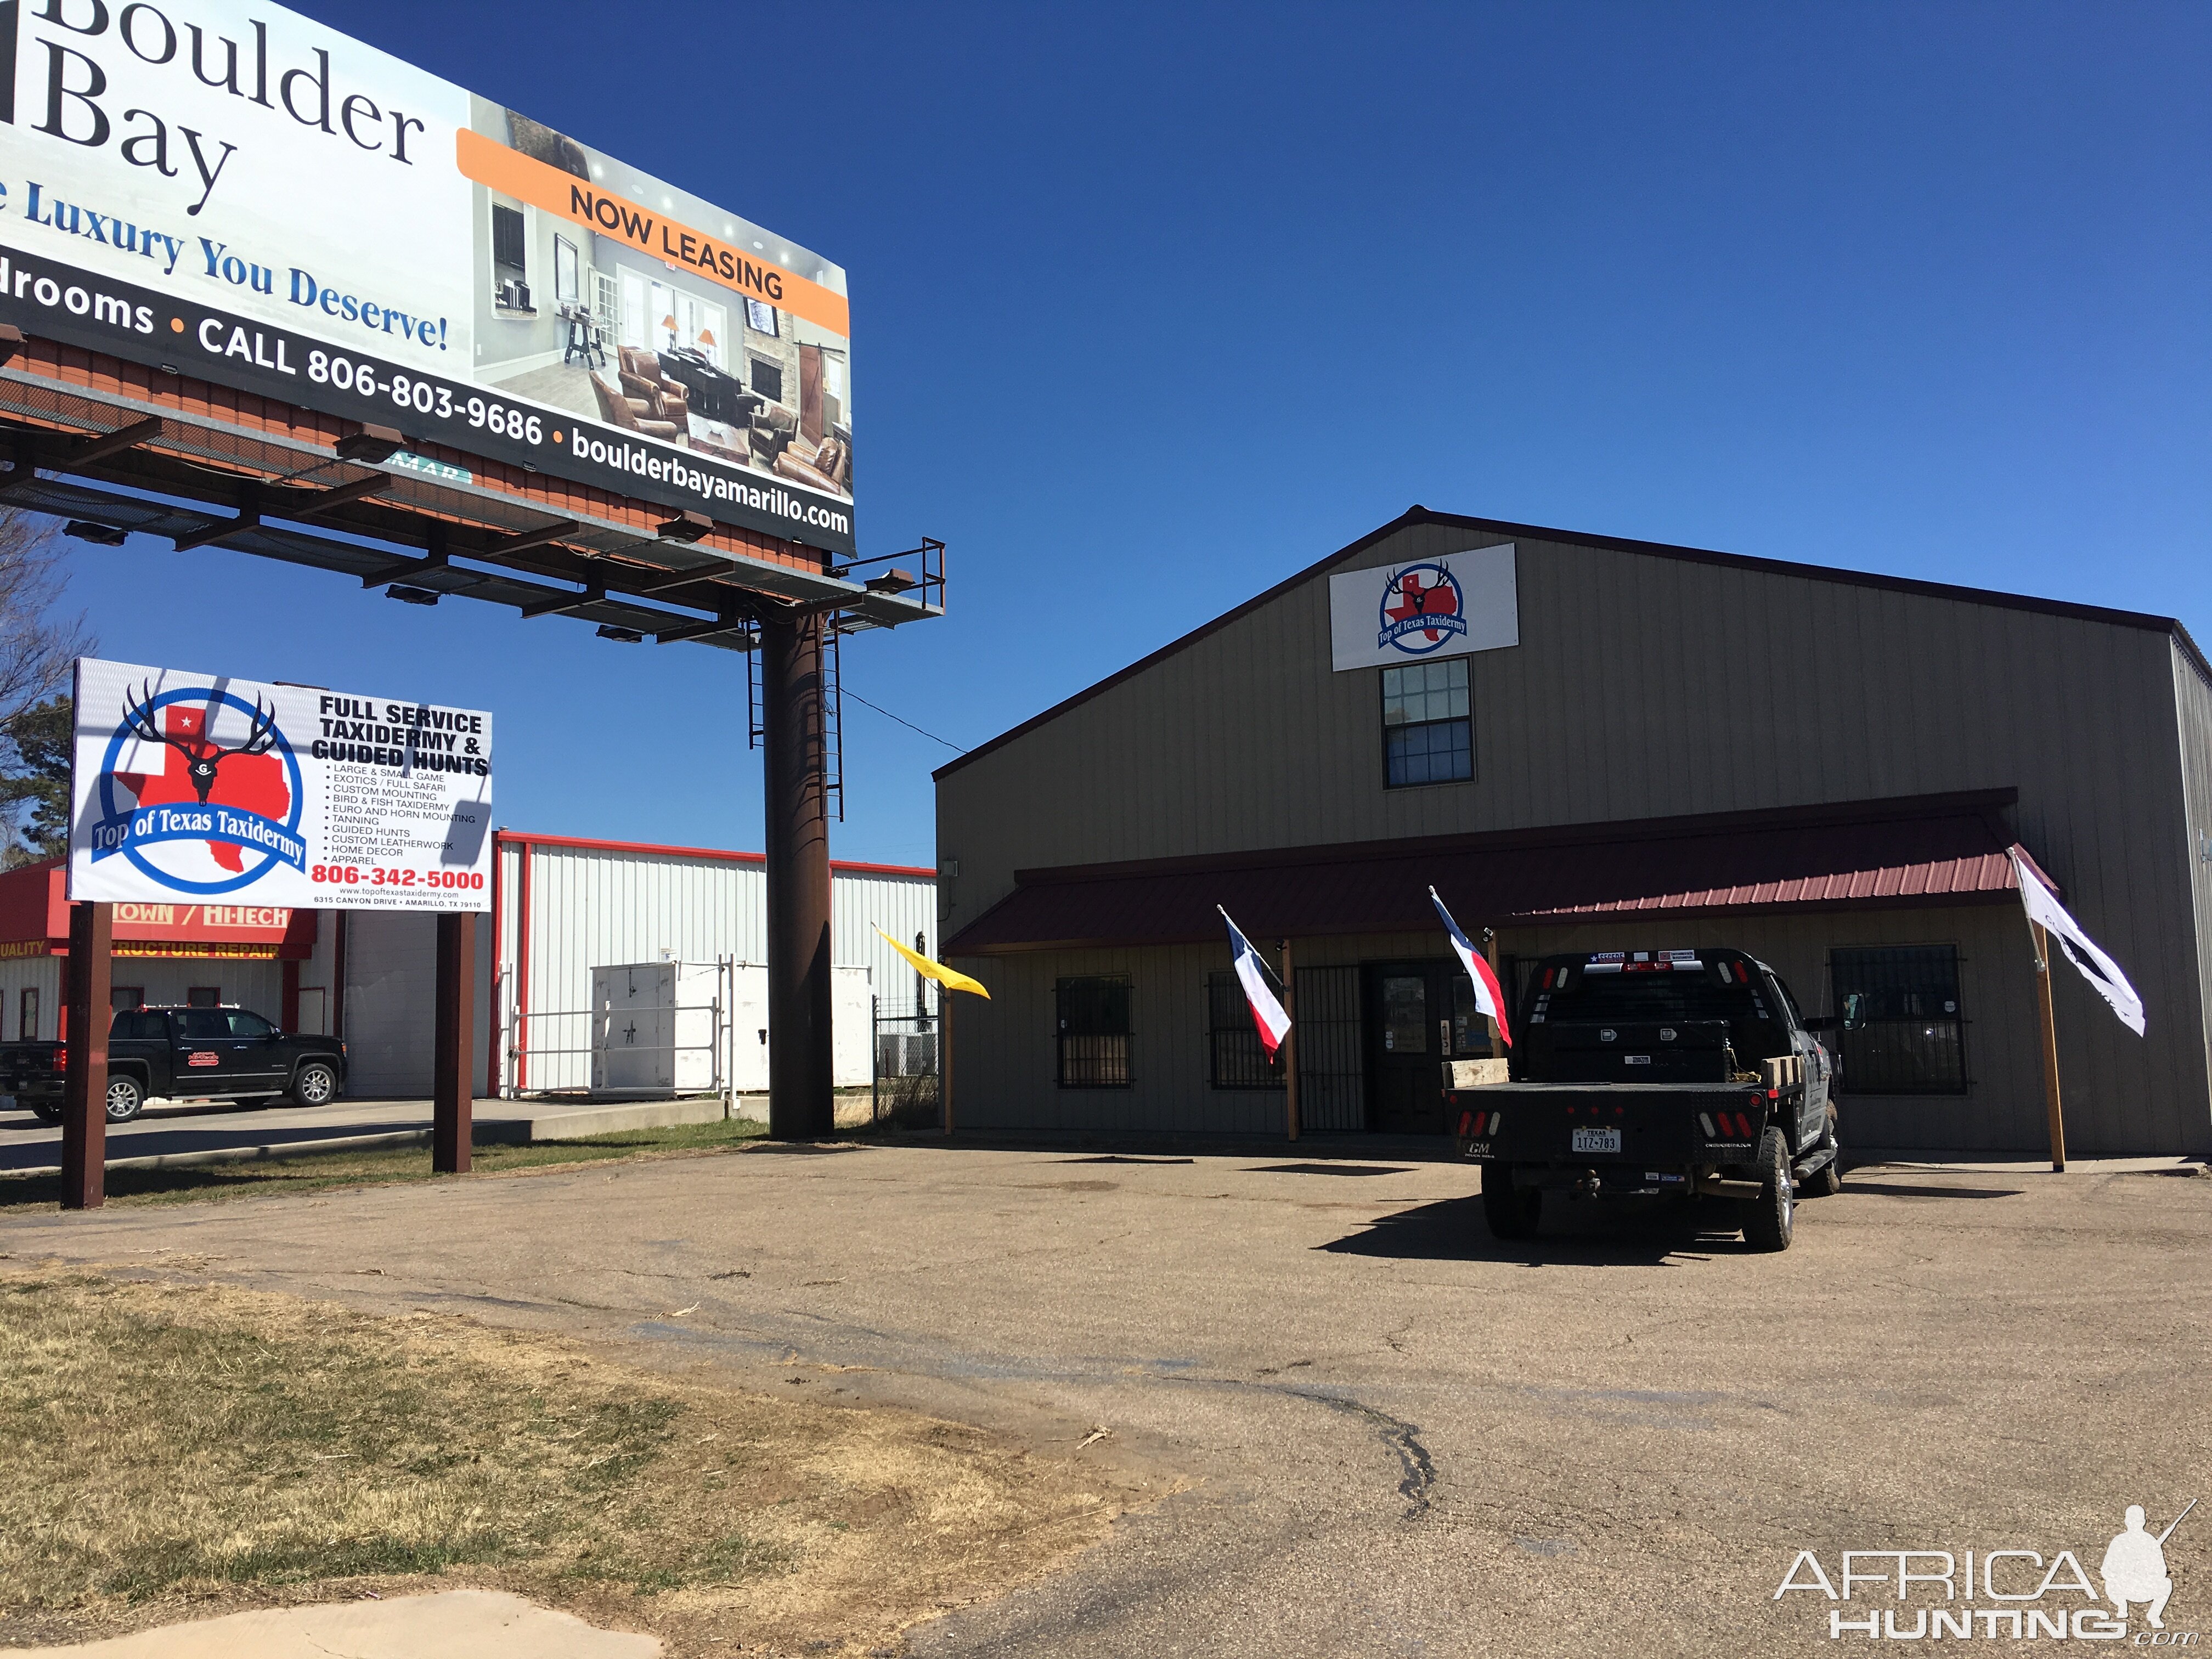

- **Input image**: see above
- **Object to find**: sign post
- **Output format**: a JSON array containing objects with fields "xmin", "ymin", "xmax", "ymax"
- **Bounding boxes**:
[
  {"xmin": 433, "ymin": 912, "xmax": 477, "ymax": 1173},
  {"xmin": 2031, "ymin": 921, "xmax": 2068, "ymax": 1173},
  {"xmin": 59, "ymin": 902, "xmax": 114, "ymax": 1210}
]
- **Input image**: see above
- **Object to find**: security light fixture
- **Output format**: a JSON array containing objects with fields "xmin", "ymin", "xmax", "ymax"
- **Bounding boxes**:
[
  {"xmin": 596, "ymin": 624, "xmax": 645, "ymax": 643},
  {"xmin": 656, "ymin": 511, "xmax": 713, "ymax": 543},
  {"xmin": 864, "ymin": 568, "xmax": 917, "ymax": 594},
  {"xmin": 385, "ymin": 584, "xmax": 441, "ymax": 606},
  {"xmin": 64, "ymin": 521, "xmax": 128, "ymax": 545},
  {"xmin": 336, "ymin": 425, "xmax": 406, "ymax": 465}
]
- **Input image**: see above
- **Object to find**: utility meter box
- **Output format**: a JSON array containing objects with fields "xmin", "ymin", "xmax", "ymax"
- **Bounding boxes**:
[{"xmin": 591, "ymin": 962, "xmax": 726, "ymax": 1095}]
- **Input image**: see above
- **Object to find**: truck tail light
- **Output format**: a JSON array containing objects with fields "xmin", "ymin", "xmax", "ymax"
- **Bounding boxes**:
[
  {"xmin": 1699, "ymin": 1112, "xmax": 1716, "ymax": 1137},
  {"xmin": 1488, "ymin": 1111, "xmax": 1504, "ymax": 1134},
  {"xmin": 54, "ymin": 1047, "xmax": 67, "ymax": 1071},
  {"xmin": 1458, "ymin": 1110, "xmax": 1474, "ymax": 1136}
]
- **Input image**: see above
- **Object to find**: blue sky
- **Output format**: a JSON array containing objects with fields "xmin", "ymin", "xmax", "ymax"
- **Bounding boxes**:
[{"xmin": 50, "ymin": 2, "xmax": 2209, "ymax": 868}]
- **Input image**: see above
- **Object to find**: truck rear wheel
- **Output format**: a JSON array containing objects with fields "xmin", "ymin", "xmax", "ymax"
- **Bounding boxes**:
[
  {"xmin": 1742, "ymin": 1130, "xmax": 1795, "ymax": 1251},
  {"xmin": 1481, "ymin": 1166, "xmax": 1542, "ymax": 1240}
]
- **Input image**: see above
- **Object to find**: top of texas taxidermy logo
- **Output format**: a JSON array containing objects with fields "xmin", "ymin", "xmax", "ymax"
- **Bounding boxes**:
[{"xmin": 1327, "ymin": 543, "xmax": 1520, "ymax": 672}]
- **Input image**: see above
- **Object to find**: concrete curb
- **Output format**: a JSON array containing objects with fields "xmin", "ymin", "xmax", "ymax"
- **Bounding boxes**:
[{"xmin": 8, "ymin": 1128, "xmax": 436, "ymax": 1179}]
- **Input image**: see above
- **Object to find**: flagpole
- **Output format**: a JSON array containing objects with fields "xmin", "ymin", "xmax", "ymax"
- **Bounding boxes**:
[
  {"xmin": 1280, "ymin": 937, "xmax": 1300, "ymax": 1143},
  {"xmin": 1485, "ymin": 929, "xmax": 1506, "ymax": 1060},
  {"xmin": 2030, "ymin": 920, "xmax": 2067, "ymax": 1172},
  {"xmin": 941, "ymin": 979, "xmax": 956, "ymax": 1139}
]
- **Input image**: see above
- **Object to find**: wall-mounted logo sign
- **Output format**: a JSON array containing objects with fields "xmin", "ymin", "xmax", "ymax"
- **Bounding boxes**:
[
  {"xmin": 1329, "ymin": 543, "xmax": 1518, "ymax": 672},
  {"xmin": 69, "ymin": 657, "xmax": 492, "ymax": 912}
]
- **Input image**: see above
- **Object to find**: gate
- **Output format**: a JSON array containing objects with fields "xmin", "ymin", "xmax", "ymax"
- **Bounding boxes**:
[{"xmin": 871, "ymin": 997, "xmax": 941, "ymax": 1127}]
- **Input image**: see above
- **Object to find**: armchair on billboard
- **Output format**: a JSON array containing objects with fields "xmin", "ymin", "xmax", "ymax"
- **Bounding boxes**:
[{"xmin": 67, "ymin": 658, "xmax": 492, "ymax": 912}]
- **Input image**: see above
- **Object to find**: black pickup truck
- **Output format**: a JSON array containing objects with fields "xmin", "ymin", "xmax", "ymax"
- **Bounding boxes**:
[
  {"xmin": 1452, "ymin": 948, "xmax": 1853, "ymax": 1251},
  {"xmin": 2, "ymin": 1006, "xmax": 348, "ymax": 1125}
]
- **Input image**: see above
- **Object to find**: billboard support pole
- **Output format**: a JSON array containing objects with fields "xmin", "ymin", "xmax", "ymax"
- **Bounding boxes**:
[
  {"xmin": 761, "ymin": 608, "xmax": 835, "ymax": 1139},
  {"xmin": 60, "ymin": 901, "xmax": 113, "ymax": 1210},
  {"xmin": 433, "ymin": 911, "xmax": 477, "ymax": 1174}
]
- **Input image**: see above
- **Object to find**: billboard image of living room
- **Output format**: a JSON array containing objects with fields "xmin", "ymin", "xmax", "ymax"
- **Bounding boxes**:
[{"xmin": 466, "ymin": 103, "xmax": 853, "ymax": 501}]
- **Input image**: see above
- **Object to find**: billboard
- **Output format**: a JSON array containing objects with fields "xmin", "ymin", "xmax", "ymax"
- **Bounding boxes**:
[
  {"xmin": 1328, "ymin": 545, "xmax": 1519, "ymax": 672},
  {"xmin": 0, "ymin": 2, "xmax": 855, "ymax": 553},
  {"xmin": 67, "ymin": 657, "xmax": 492, "ymax": 912}
]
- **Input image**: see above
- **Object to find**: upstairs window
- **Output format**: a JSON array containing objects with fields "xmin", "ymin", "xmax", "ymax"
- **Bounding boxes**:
[
  {"xmin": 1382, "ymin": 659, "xmax": 1472, "ymax": 787},
  {"xmin": 1056, "ymin": 975, "xmax": 1131, "ymax": 1088}
]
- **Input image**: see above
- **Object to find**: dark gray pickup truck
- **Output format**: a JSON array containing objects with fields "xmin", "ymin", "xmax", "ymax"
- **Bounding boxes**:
[
  {"xmin": 2, "ymin": 1006, "xmax": 348, "ymax": 1124},
  {"xmin": 1451, "ymin": 948, "xmax": 1853, "ymax": 1251}
]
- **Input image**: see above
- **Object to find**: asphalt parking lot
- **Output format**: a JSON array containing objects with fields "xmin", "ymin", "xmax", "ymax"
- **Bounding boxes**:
[{"xmin": 8, "ymin": 1143, "xmax": 2208, "ymax": 1656}]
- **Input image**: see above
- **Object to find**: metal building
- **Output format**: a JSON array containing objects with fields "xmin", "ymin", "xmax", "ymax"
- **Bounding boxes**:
[
  {"xmin": 0, "ymin": 835, "xmax": 934, "ymax": 1105},
  {"xmin": 936, "ymin": 508, "xmax": 2212, "ymax": 1155}
]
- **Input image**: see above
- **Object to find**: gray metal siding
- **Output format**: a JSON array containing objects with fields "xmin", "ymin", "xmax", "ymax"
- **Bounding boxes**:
[
  {"xmin": 941, "ymin": 523, "xmax": 2209, "ymax": 1151},
  {"xmin": 493, "ymin": 840, "xmax": 935, "ymax": 1094}
]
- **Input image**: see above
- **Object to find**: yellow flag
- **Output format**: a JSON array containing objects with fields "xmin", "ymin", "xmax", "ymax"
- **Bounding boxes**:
[{"xmin": 876, "ymin": 926, "xmax": 991, "ymax": 998}]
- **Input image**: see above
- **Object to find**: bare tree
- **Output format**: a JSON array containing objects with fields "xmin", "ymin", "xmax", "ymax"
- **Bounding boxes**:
[
  {"xmin": 0, "ymin": 508, "xmax": 90, "ymax": 726},
  {"xmin": 0, "ymin": 509, "xmax": 93, "ymax": 863}
]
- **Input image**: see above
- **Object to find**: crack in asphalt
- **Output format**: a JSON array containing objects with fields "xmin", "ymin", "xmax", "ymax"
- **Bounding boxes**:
[{"xmin": 1282, "ymin": 1388, "xmax": 1436, "ymax": 1518}]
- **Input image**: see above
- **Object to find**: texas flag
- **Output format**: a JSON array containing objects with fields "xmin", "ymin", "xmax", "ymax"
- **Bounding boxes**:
[
  {"xmin": 1430, "ymin": 887, "xmax": 1512, "ymax": 1047},
  {"xmin": 1218, "ymin": 907, "xmax": 1291, "ymax": 1056}
]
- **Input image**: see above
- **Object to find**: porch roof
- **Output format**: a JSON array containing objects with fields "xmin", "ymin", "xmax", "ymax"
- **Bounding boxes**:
[{"xmin": 944, "ymin": 790, "xmax": 2031, "ymax": 956}]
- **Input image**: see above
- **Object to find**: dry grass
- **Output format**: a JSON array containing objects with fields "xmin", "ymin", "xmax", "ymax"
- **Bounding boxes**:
[
  {"xmin": 0, "ymin": 1119, "xmax": 778, "ymax": 1212},
  {"xmin": 0, "ymin": 1269, "xmax": 1152, "ymax": 1656}
]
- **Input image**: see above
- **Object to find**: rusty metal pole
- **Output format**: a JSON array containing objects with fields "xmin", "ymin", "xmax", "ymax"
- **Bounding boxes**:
[
  {"xmin": 433, "ymin": 910, "xmax": 476, "ymax": 1173},
  {"xmin": 2031, "ymin": 921, "xmax": 2067, "ymax": 1173},
  {"xmin": 761, "ymin": 608, "xmax": 835, "ymax": 1139},
  {"xmin": 60, "ymin": 901, "xmax": 113, "ymax": 1210}
]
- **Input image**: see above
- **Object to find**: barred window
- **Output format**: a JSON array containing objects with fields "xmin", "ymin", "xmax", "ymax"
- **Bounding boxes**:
[
  {"xmin": 1207, "ymin": 971, "xmax": 1285, "ymax": 1089},
  {"xmin": 1382, "ymin": 659, "xmax": 1472, "ymax": 787},
  {"xmin": 1829, "ymin": 945, "xmax": 1966, "ymax": 1094},
  {"xmin": 1056, "ymin": 975, "xmax": 1131, "ymax": 1088}
]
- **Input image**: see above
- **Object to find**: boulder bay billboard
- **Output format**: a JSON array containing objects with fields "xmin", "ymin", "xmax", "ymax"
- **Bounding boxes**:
[
  {"xmin": 68, "ymin": 657, "xmax": 492, "ymax": 912},
  {"xmin": 0, "ymin": 1, "xmax": 856, "ymax": 552}
]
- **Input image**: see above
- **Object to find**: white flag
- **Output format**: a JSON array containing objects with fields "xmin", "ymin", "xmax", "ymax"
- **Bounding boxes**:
[{"xmin": 2012, "ymin": 847, "xmax": 2145, "ymax": 1036}]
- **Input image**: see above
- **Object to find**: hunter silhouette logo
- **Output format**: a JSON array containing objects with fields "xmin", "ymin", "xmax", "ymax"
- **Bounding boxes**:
[
  {"xmin": 90, "ymin": 684, "xmax": 308, "ymax": 896},
  {"xmin": 1377, "ymin": 562, "xmax": 1469, "ymax": 656},
  {"xmin": 1773, "ymin": 1497, "xmax": 2196, "ymax": 1640}
]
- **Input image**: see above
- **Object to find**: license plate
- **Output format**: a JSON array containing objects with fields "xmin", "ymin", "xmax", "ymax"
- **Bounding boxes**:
[{"xmin": 1571, "ymin": 1127, "xmax": 1622, "ymax": 1154}]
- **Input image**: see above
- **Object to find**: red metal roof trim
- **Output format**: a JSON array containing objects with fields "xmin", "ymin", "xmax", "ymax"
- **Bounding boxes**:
[
  {"xmin": 946, "ymin": 793, "xmax": 2024, "ymax": 956},
  {"xmin": 496, "ymin": 830, "xmax": 934, "ymax": 880}
]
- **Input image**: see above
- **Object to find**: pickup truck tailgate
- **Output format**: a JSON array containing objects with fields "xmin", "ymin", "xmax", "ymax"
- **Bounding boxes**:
[{"xmin": 1451, "ymin": 1081, "xmax": 1775, "ymax": 1164}]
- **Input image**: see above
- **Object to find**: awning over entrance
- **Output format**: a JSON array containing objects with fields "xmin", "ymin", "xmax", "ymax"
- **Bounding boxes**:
[{"xmin": 946, "ymin": 790, "xmax": 2027, "ymax": 955}]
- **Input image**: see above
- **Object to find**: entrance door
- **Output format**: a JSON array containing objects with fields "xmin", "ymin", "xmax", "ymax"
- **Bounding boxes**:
[
  {"xmin": 1365, "ymin": 960, "xmax": 1491, "ymax": 1135},
  {"xmin": 1368, "ymin": 961, "xmax": 1442, "ymax": 1133}
]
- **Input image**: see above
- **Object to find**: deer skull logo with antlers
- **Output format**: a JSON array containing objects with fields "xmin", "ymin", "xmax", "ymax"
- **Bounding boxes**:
[{"xmin": 120, "ymin": 683, "xmax": 280, "ymax": 805}]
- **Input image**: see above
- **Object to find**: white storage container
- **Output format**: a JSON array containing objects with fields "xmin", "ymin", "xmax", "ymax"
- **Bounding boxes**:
[
  {"xmin": 591, "ymin": 962, "xmax": 728, "ymax": 1096},
  {"xmin": 726, "ymin": 963, "xmax": 873, "ymax": 1092}
]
